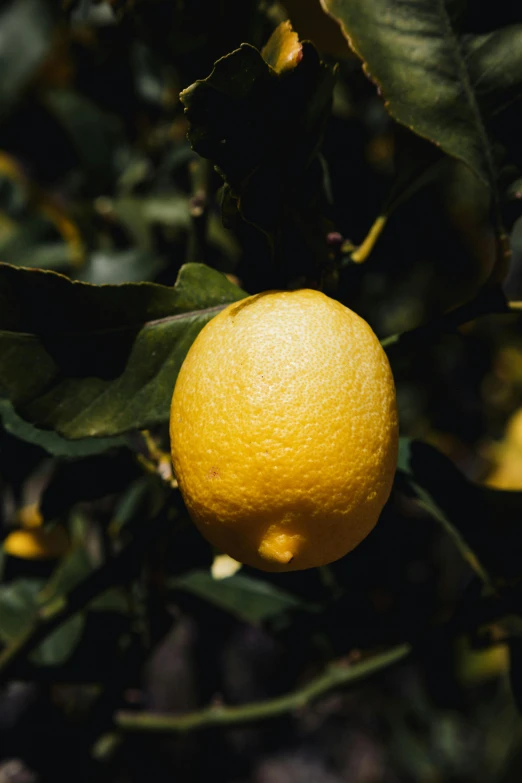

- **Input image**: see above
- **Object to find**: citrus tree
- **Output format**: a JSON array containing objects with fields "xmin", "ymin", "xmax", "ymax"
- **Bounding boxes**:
[{"xmin": 1, "ymin": 1, "xmax": 522, "ymax": 780}]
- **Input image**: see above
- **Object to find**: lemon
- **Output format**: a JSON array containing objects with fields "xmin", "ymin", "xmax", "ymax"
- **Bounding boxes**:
[
  {"xmin": 170, "ymin": 289, "xmax": 398, "ymax": 572},
  {"xmin": 4, "ymin": 525, "xmax": 70, "ymax": 560}
]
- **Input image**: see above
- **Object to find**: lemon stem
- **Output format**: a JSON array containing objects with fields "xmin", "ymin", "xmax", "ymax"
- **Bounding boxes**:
[{"xmin": 350, "ymin": 215, "xmax": 387, "ymax": 264}]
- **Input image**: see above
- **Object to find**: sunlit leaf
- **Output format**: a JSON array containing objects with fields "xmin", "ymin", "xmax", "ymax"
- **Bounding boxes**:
[
  {"xmin": 320, "ymin": 0, "xmax": 496, "ymax": 189},
  {"xmin": 261, "ymin": 20, "xmax": 302, "ymax": 74},
  {"xmin": 0, "ymin": 262, "xmax": 246, "ymax": 439}
]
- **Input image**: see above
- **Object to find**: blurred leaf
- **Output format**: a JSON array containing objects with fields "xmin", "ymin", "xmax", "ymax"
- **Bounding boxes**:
[
  {"xmin": 171, "ymin": 570, "xmax": 312, "ymax": 625},
  {"xmin": 89, "ymin": 586, "xmax": 130, "ymax": 614},
  {"xmin": 397, "ymin": 439, "xmax": 522, "ymax": 585},
  {"xmin": 78, "ymin": 249, "xmax": 166, "ymax": 285},
  {"xmin": 39, "ymin": 546, "xmax": 92, "ymax": 603},
  {"xmin": 43, "ymin": 89, "xmax": 126, "ymax": 192},
  {"xmin": 0, "ymin": 398, "xmax": 125, "ymax": 456},
  {"xmin": 0, "ymin": 262, "xmax": 246, "ymax": 439},
  {"xmin": 0, "ymin": 578, "xmax": 84, "ymax": 666},
  {"xmin": 130, "ymin": 40, "xmax": 177, "ymax": 108},
  {"xmin": 40, "ymin": 544, "xmax": 130, "ymax": 616},
  {"xmin": 40, "ymin": 451, "xmax": 142, "ymax": 520},
  {"xmin": 0, "ymin": 0, "xmax": 56, "ymax": 119},
  {"xmin": 320, "ymin": 0, "xmax": 496, "ymax": 189},
  {"xmin": 0, "ymin": 579, "xmax": 41, "ymax": 640},
  {"xmin": 31, "ymin": 613, "xmax": 84, "ymax": 666},
  {"xmin": 109, "ymin": 475, "xmax": 169, "ymax": 538}
]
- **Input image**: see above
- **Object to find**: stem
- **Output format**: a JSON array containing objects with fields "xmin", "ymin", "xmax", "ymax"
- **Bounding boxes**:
[
  {"xmin": 346, "ymin": 156, "xmax": 445, "ymax": 265},
  {"xmin": 114, "ymin": 592, "xmax": 508, "ymax": 736},
  {"xmin": 187, "ymin": 158, "xmax": 212, "ymax": 264},
  {"xmin": 350, "ymin": 215, "xmax": 387, "ymax": 264},
  {"xmin": 116, "ymin": 644, "xmax": 410, "ymax": 733}
]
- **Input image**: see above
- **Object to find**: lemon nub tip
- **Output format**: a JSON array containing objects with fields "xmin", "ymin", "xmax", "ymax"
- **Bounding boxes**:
[{"xmin": 258, "ymin": 531, "xmax": 298, "ymax": 565}]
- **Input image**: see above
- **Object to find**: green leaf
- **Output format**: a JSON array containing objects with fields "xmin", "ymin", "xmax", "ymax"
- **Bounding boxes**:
[
  {"xmin": 38, "ymin": 547, "xmax": 93, "ymax": 604},
  {"xmin": 180, "ymin": 23, "xmax": 335, "ymax": 278},
  {"xmin": 0, "ymin": 398, "xmax": 125, "ymax": 456},
  {"xmin": 171, "ymin": 570, "xmax": 310, "ymax": 625},
  {"xmin": 320, "ymin": 0, "xmax": 496, "ymax": 189},
  {"xmin": 40, "ymin": 452, "xmax": 142, "ymax": 521},
  {"xmin": 0, "ymin": 0, "xmax": 56, "ymax": 119},
  {"xmin": 0, "ymin": 580, "xmax": 41, "ymax": 640},
  {"xmin": 78, "ymin": 249, "xmax": 166, "ymax": 285},
  {"xmin": 463, "ymin": 26, "xmax": 522, "ymax": 119},
  {"xmin": 31, "ymin": 613, "xmax": 84, "ymax": 667},
  {"xmin": 109, "ymin": 475, "xmax": 168, "ymax": 537},
  {"xmin": 0, "ymin": 262, "xmax": 246, "ymax": 439},
  {"xmin": 397, "ymin": 438, "xmax": 522, "ymax": 585},
  {"xmin": 0, "ymin": 579, "xmax": 85, "ymax": 666},
  {"xmin": 89, "ymin": 587, "xmax": 130, "ymax": 615}
]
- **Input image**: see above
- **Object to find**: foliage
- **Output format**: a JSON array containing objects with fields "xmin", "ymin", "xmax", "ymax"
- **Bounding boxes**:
[{"xmin": 1, "ymin": 1, "xmax": 522, "ymax": 781}]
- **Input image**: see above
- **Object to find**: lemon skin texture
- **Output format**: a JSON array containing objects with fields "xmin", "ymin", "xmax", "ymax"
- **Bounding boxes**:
[{"xmin": 170, "ymin": 289, "xmax": 398, "ymax": 572}]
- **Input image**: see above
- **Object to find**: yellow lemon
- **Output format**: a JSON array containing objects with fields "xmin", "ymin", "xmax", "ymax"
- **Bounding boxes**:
[
  {"xmin": 170, "ymin": 289, "xmax": 398, "ymax": 572},
  {"xmin": 4, "ymin": 525, "xmax": 70, "ymax": 560}
]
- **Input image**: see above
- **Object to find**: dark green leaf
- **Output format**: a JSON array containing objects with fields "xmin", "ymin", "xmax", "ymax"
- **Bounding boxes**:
[
  {"xmin": 89, "ymin": 587, "xmax": 130, "ymax": 615},
  {"xmin": 109, "ymin": 475, "xmax": 168, "ymax": 537},
  {"xmin": 0, "ymin": 579, "xmax": 40, "ymax": 640},
  {"xmin": 0, "ymin": 578, "xmax": 85, "ymax": 666},
  {"xmin": 43, "ymin": 89, "xmax": 126, "ymax": 192},
  {"xmin": 0, "ymin": 398, "xmax": 126, "ymax": 456},
  {"xmin": 31, "ymin": 613, "xmax": 84, "ymax": 667},
  {"xmin": 40, "ymin": 451, "xmax": 142, "ymax": 521},
  {"xmin": 39, "ymin": 546, "xmax": 93, "ymax": 603},
  {"xmin": 0, "ymin": 262, "xmax": 246, "ymax": 439},
  {"xmin": 397, "ymin": 438, "xmax": 522, "ymax": 585},
  {"xmin": 171, "ymin": 570, "xmax": 310, "ymax": 625},
  {"xmin": 321, "ymin": 0, "xmax": 496, "ymax": 189},
  {"xmin": 40, "ymin": 544, "xmax": 130, "ymax": 617},
  {"xmin": 180, "ymin": 24, "xmax": 335, "ymax": 280}
]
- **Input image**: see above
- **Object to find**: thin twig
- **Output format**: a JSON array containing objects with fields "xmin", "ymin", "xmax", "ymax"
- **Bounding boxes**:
[
  {"xmin": 116, "ymin": 644, "xmax": 411, "ymax": 733},
  {"xmin": 187, "ymin": 158, "xmax": 212, "ymax": 264},
  {"xmin": 112, "ymin": 592, "xmax": 508, "ymax": 736}
]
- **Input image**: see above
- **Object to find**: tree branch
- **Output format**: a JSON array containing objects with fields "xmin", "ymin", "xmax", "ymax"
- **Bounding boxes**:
[
  {"xmin": 113, "ymin": 592, "xmax": 509, "ymax": 736},
  {"xmin": 116, "ymin": 644, "xmax": 411, "ymax": 734}
]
